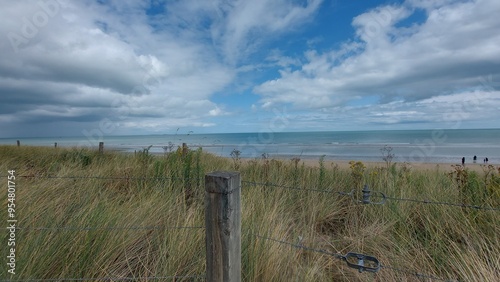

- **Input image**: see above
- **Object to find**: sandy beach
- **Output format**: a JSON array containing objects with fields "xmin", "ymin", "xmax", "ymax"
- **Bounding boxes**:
[
  {"xmin": 110, "ymin": 144, "xmax": 498, "ymax": 174},
  {"xmin": 254, "ymin": 158, "xmax": 495, "ymax": 173}
]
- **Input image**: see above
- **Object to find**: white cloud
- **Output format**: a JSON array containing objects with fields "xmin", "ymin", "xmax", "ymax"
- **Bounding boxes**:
[
  {"xmin": 1, "ymin": 0, "xmax": 326, "ymax": 137},
  {"xmin": 261, "ymin": 89, "xmax": 500, "ymax": 131},
  {"xmin": 265, "ymin": 49, "xmax": 301, "ymax": 68},
  {"xmin": 352, "ymin": 5, "xmax": 412, "ymax": 46},
  {"xmin": 0, "ymin": 0, "xmax": 236, "ymax": 136},
  {"xmin": 254, "ymin": 0, "xmax": 500, "ymax": 122},
  {"xmin": 408, "ymin": 0, "xmax": 464, "ymax": 10},
  {"xmin": 210, "ymin": 0, "xmax": 323, "ymax": 64}
]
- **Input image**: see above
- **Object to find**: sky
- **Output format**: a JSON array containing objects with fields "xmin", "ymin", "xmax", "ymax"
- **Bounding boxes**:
[{"xmin": 1, "ymin": 0, "xmax": 499, "ymax": 138}]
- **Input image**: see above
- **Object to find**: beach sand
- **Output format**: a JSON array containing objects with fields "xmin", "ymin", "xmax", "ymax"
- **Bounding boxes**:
[
  {"xmin": 125, "ymin": 146, "xmax": 496, "ymax": 173},
  {"xmin": 251, "ymin": 158, "xmax": 493, "ymax": 173}
]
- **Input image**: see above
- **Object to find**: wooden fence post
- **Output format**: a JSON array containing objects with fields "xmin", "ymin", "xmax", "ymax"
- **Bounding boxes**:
[
  {"xmin": 205, "ymin": 171, "xmax": 241, "ymax": 282},
  {"xmin": 98, "ymin": 142, "xmax": 104, "ymax": 154},
  {"xmin": 16, "ymin": 140, "xmax": 20, "ymax": 147}
]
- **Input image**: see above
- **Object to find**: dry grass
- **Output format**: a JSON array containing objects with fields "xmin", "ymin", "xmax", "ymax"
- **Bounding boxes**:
[{"xmin": 0, "ymin": 145, "xmax": 499, "ymax": 281}]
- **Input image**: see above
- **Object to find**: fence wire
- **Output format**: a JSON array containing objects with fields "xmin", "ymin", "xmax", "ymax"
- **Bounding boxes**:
[
  {"xmin": 2, "ymin": 174, "xmax": 206, "ymax": 281},
  {"xmin": 6, "ymin": 174, "xmax": 203, "ymax": 182},
  {"xmin": 250, "ymin": 232, "xmax": 345, "ymax": 260},
  {"xmin": 380, "ymin": 265, "xmax": 459, "ymax": 282},
  {"xmin": 242, "ymin": 180, "xmax": 500, "ymax": 211},
  {"xmin": 242, "ymin": 180, "xmax": 353, "ymax": 197},
  {"xmin": 2, "ymin": 173, "xmax": 496, "ymax": 281},
  {"xmin": 6, "ymin": 175, "xmax": 499, "ymax": 211},
  {"xmin": 14, "ymin": 225, "xmax": 204, "ymax": 231},
  {"xmin": 0, "ymin": 275, "xmax": 205, "ymax": 281},
  {"xmin": 376, "ymin": 194, "xmax": 500, "ymax": 211},
  {"xmin": 250, "ymin": 231, "xmax": 460, "ymax": 281}
]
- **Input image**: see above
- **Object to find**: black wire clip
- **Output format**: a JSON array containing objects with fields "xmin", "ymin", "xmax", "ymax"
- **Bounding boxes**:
[{"xmin": 361, "ymin": 184, "xmax": 386, "ymax": 205}]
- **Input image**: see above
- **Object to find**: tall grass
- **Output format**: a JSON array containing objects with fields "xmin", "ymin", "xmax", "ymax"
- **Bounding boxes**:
[{"xmin": 0, "ymin": 145, "xmax": 499, "ymax": 281}]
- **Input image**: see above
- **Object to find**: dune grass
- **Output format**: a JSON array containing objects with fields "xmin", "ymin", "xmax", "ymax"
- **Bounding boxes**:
[{"xmin": 0, "ymin": 145, "xmax": 499, "ymax": 281}]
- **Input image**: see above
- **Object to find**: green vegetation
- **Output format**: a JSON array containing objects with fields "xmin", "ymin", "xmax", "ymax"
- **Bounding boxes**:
[{"xmin": 1, "ymin": 145, "xmax": 499, "ymax": 281}]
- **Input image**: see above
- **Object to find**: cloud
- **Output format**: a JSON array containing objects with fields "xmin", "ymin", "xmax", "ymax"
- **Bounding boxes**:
[
  {"xmin": 258, "ymin": 89, "xmax": 500, "ymax": 132},
  {"xmin": 0, "ymin": 0, "xmax": 235, "ymax": 137},
  {"xmin": 265, "ymin": 49, "xmax": 301, "ymax": 68},
  {"xmin": 407, "ymin": 0, "xmax": 465, "ymax": 9},
  {"xmin": 1, "ymin": 0, "xmax": 498, "ymax": 137},
  {"xmin": 0, "ymin": 0, "xmax": 326, "ymax": 137},
  {"xmin": 146, "ymin": 0, "xmax": 323, "ymax": 64},
  {"xmin": 254, "ymin": 0, "xmax": 500, "ymax": 116},
  {"xmin": 210, "ymin": 0, "xmax": 323, "ymax": 64}
]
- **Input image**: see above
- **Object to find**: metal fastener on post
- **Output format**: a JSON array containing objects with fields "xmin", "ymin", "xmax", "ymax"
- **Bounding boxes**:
[
  {"xmin": 362, "ymin": 184, "xmax": 371, "ymax": 204},
  {"xmin": 343, "ymin": 252, "xmax": 381, "ymax": 273},
  {"xmin": 360, "ymin": 185, "xmax": 387, "ymax": 205}
]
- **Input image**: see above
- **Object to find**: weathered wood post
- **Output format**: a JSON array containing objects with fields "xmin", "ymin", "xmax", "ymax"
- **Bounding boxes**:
[
  {"xmin": 16, "ymin": 140, "xmax": 20, "ymax": 147},
  {"xmin": 205, "ymin": 171, "xmax": 241, "ymax": 282},
  {"xmin": 98, "ymin": 142, "xmax": 104, "ymax": 154},
  {"xmin": 180, "ymin": 142, "xmax": 193, "ymax": 205}
]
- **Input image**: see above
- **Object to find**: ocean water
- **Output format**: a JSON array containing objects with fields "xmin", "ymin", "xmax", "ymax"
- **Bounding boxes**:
[{"xmin": 1, "ymin": 129, "xmax": 499, "ymax": 164}]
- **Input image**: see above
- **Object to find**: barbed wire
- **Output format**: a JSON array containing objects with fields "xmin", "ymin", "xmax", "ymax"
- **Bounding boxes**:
[
  {"xmin": 250, "ymin": 231, "xmax": 459, "ymax": 281},
  {"xmin": 0, "ymin": 275, "xmax": 205, "ymax": 281},
  {"xmin": 380, "ymin": 265, "xmax": 459, "ymax": 282},
  {"xmin": 8, "ymin": 175, "xmax": 499, "ymax": 211},
  {"xmin": 1, "ymin": 174, "xmax": 490, "ymax": 281},
  {"xmin": 249, "ymin": 231, "xmax": 381, "ymax": 273},
  {"xmin": 14, "ymin": 225, "xmax": 204, "ymax": 231},
  {"xmin": 242, "ymin": 180, "xmax": 353, "ymax": 197},
  {"xmin": 375, "ymin": 194, "xmax": 500, "ymax": 211},
  {"xmin": 250, "ymin": 232, "xmax": 344, "ymax": 260},
  {"xmin": 242, "ymin": 180, "xmax": 500, "ymax": 211},
  {"xmin": 10, "ymin": 174, "xmax": 498, "ymax": 210},
  {"xmin": 1, "ymin": 174, "xmax": 203, "ymax": 182}
]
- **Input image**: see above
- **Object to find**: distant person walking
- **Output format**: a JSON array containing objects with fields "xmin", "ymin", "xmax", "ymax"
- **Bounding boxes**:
[
  {"xmin": 462, "ymin": 157, "xmax": 465, "ymax": 166},
  {"xmin": 473, "ymin": 155, "xmax": 477, "ymax": 163}
]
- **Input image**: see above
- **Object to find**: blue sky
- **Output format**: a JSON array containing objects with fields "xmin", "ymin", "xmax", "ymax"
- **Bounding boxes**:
[{"xmin": 1, "ymin": 0, "xmax": 499, "ymax": 138}]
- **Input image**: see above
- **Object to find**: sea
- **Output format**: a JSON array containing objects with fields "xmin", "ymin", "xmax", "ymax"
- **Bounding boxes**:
[{"xmin": 1, "ymin": 129, "xmax": 499, "ymax": 164}]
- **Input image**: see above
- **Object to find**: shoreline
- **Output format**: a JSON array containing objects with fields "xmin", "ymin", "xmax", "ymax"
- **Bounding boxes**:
[
  {"xmin": 237, "ymin": 157, "xmax": 494, "ymax": 172},
  {"xmin": 133, "ymin": 146, "xmax": 499, "ymax": 166},
  {"xmin": 296, "ymin": 159, "xmax": 492, "ymax": 172},
  {"xmin": 88, "ymin": 145, "xmax": 499, "ymax": 172},
  {"xmin": 2, "ymin": 144, "xmax": 497, "ymax": 172}
]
